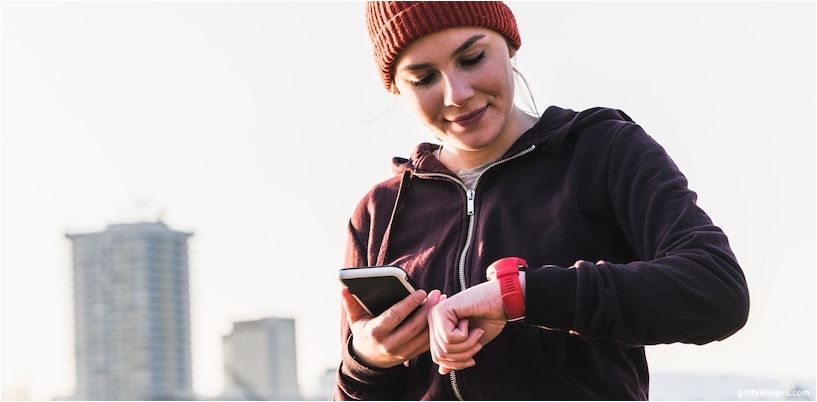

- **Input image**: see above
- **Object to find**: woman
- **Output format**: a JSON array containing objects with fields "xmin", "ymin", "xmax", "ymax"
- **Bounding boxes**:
[{"xmin": 337, "ymin": 2, "xmax": 749, "ymax": 400}]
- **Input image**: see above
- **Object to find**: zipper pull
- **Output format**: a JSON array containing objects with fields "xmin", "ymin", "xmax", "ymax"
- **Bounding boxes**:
[{"xmin": 466, "ymin": 189, "xmax": 475, "ymax": 216}]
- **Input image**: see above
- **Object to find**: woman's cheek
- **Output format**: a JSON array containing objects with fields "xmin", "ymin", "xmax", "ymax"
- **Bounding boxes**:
[{"xmin": 416, "ymin": 95, "xmax": 439, "ymax": 125}]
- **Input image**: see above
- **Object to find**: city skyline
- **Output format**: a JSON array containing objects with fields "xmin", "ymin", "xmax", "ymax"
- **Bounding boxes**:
[{"xmin": 2, "ymin": 2, "xmax": 815, "ymax": 400}]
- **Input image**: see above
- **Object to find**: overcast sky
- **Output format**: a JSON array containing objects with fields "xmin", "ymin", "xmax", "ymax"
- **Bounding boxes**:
[{"xmin": 2, "ymin": 1, "xmax": 815, "ymax": 400}]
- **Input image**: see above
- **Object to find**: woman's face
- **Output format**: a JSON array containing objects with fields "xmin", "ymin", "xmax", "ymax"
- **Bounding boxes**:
[{"xmin": 393, "ymin": 27, "xmax": 518, "ymax": 155}]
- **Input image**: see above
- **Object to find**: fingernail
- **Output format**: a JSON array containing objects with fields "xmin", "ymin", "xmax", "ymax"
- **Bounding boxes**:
[{"xmin": 417, "ymin": 290, "xmax": 428, "ymax": 303}]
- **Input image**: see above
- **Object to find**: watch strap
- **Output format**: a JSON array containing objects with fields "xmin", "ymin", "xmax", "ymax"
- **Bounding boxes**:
[{"xmin": 487, "ymin": 257, "xmax": 528, "ymax": 321}]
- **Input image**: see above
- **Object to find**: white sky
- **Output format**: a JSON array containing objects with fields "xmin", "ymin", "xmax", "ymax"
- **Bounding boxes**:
[{"xmin": 1, "ymin": 1, "xmax": 815, "ymax": 400}]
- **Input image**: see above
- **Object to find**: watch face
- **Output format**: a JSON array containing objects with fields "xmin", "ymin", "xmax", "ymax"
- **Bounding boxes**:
[{"xmin": 486, "ymin": 266, "xmax": 497, "ymax": 281}]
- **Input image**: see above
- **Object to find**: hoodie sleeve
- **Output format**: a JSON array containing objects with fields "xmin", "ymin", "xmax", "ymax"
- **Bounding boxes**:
[
  {"xmin": 334, "ymin": 218, "xmax": 408, "ymax": 400},
  {"xmin": 524, "ymin": 123, "xmax": 750, "ymax": 346}
]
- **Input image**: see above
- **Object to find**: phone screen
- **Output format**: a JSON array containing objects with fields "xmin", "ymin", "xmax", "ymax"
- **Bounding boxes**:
[{"xmin": 343, "ymin": 276, "xmax": 414, "ymax": 316}]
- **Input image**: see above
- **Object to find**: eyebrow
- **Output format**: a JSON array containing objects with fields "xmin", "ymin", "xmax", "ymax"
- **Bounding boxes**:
[{"xmin": 399, "ymin": 34, "xmax": 486, "ymax": 74}]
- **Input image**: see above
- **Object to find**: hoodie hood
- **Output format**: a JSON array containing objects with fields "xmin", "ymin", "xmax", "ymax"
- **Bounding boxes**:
[{"xmin": 391, "ymin": 106, "xmax": 635, "ymax": 176}]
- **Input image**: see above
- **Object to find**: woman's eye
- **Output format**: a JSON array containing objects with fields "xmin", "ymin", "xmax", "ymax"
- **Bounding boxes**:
[
  {"xmin": 461, "ymin": 51, "xmax": 486, "ymax": 66},
  {"xmin": 410, "ymin": 73, "xmax": 436, "ymax": 87}
]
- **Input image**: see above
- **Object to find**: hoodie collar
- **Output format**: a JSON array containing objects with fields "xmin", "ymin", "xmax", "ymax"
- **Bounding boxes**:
[{"xmin": 392, "ymin": 106, "xmax": 634, "ymax": 176}]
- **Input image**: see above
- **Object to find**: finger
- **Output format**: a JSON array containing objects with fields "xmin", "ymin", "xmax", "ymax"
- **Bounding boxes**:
[
  {"xmin": 394, "ymin": 289, "xmax": 440, "ymax": 337},
  {"xmin": 434, "ymin": 330, "xmax": 481, "ymax": 366},
  {"xmin": 428, "ymin": 316, "xmax": 452, "ymax": 376},
  {"xmin": 371, "ymin": 291, "xmax": 439, "ymax": 357},
  {"xmin": 453, "ymin": 319, "xmax": 469, "ymax": 341},
  {"xmin": 436, "ymin": 353, "xmax": 478, "ymax": 368},
  {"xmin": 432, "ymin": 319, "xmax": 465, "ymax": 358},
  {"xmin": 370, "ymin": 289, "xmax": 427, "ymax": 335},
  {"xmin": 430, "ymin": 319, "xmax": 477, "ymax": 364},
  {"xmin": 430, "ymin": 305, "xmax": 453, "ymax": 357},
  {"xmin": 428, "ymin": 293, "xmax": 448, "ymax": 336},
  {"xmin": 341, "ymin": 288, "xmax": 371, "ymax": 325},
  {"xmin": 434, "ymin": 311, "xmax": 468, "ymax": 346},
  {"xmin": 440, "ymin": 359, "xmax": 477, "ymax": 371},
  {"xmin": 430, "ymin": 338, "xmax": 446, "ymax": 375},
  {"xmin": 386, "ymin": 292, "xmax": 438, "ymax": 355},
  {"xmin": 391, "ymin": 289, "xmax": 440, "ymax": 341},
  {"xmin": 436, "ymin": 294, "xmax": 448, "ymax": 310},
  {"xmin": 437, "ymin": 358, "xmax": 476, "ymax": 374},
  {"xmin": 428, "ymin": 312, "xmax": 444, "ymax": 367},
  {"xmin": 382, "ymin": 327, "xmax": 430, "ymax": 363},
  {"xmin": 437, "ymin": 327, "xmax": 484, "ymax": 355},
  {"xmin": 381, "ymin": 326, "xmax": 429, "ymax": 362},
  {"xmin": 401, "ymin": 329, "xmax": 431, "ymax": 360},
  {"xmin": 435, "ymin": 343, "xmax": 483, "ymax": 364}
]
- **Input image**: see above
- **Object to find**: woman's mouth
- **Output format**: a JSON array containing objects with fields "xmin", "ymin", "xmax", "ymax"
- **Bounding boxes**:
[{"xmin": 448, "ymin": 105, "xmax": 488, "ymax": 128}]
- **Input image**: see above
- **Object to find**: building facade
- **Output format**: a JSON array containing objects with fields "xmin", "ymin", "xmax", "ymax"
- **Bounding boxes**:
[
  {"xmin": 67, "ymin": 221, "xmax": 193, "ymax": 400},
  {"xmin": 222, "ymin": 318, "xmax": 300, "ymax": 400}
]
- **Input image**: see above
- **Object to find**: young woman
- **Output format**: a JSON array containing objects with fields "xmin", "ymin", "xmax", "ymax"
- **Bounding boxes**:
[{"xmin": 337, "ymin": 2, "xmax": 749, "ymax": 400}]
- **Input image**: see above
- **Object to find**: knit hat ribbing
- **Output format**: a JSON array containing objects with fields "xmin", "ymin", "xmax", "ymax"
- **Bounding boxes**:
[{"xmin": 365, "ymin": 1, "xmax": 521, "ymax": 92}]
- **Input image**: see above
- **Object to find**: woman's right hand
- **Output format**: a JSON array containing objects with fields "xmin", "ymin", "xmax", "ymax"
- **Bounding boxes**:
[{"xmin": 342, "ymin": 287, "xmax": 442, "ymax": 369}]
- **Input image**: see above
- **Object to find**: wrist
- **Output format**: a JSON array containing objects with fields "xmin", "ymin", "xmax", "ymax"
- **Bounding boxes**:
[
  {"xmin": 486, "ymin": 257, "xmax": 528, "ymax": 321},
  {"xmin": 349, "ymin": 335, "xmax": 391, "ymax": 369}
]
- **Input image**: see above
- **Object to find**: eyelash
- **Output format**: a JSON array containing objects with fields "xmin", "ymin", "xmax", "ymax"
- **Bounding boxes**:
[
  {"xmin": 461, "ymin": 51, "xmax": 486, "ymax": 66},
  {"xmin": 409, "ymin": 51, "xmax": 486, "ymax": 87}
]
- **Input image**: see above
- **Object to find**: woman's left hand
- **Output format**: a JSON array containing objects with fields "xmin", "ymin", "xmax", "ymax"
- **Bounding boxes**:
[{"xmin": 427, "ymin": 280, "xmax": 508, "ymax": 375}]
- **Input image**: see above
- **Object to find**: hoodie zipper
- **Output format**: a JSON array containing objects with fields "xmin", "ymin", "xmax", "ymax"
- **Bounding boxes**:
[{"xmin": 414, "ymin": 144, "xmax": 536, "ymax": 400}]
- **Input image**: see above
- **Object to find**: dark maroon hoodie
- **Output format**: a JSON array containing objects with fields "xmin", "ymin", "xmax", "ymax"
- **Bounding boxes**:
[{"xmin": 336, "ymin": 106, "xmax": 749, "ymax": 400}]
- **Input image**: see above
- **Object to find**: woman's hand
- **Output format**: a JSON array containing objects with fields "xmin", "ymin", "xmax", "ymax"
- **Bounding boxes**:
[
  {"xmin": 342, "ymin": 287, "xmax": 442, "ymax": 369},
  {"xmin": 427, "ymin": 280, "xmax": 508, "ymax": 375}
]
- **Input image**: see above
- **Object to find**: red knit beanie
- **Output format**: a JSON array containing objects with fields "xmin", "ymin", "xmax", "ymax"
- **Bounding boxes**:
[{"xmin": 365, "ymin": 1, "xmax": 521, "ymax": 92}]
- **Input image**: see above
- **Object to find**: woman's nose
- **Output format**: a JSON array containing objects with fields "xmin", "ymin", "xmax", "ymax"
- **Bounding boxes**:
[{"xmin": 443, "ymin": 73, "xmax": 474, "ymax": 107}]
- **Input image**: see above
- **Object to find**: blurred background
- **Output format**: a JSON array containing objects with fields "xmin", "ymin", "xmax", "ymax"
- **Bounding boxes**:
[{"xmin": 1, "ymin": 1, "xmax": 815, "ymax": 400}]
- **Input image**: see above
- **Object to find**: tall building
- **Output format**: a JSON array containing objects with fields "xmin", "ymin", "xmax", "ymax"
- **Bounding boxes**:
[
  {"xmin": 221, "ymin": 318, "xmax": 301, "ymax": 400},
  {"xmin": 67, "ymin": 221, "xmax": 193, "ymax": 400}
]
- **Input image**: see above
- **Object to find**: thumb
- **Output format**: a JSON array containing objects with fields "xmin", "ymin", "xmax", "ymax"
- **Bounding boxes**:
[
  {"xmin": 341, "ymin": 288, "xmax": 371, "ymax": 326},
  {"xmin": 453, "ymin": 318, "xmax": 469, "ymax": 340}
]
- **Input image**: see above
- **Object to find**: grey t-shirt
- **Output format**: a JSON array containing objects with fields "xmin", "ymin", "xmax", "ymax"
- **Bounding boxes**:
[
  {"xmin": 436, "ymin": 147, "xmax": 494, "ymax": 189},
  {"xmin": 455, "ymin": 162, "xmax": 492, "ymax": 190}
]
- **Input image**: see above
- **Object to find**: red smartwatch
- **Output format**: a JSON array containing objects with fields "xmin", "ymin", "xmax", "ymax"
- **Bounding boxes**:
[{"xmin": 486, "ymin": 257, "xmax": 528, "ymax": 321}]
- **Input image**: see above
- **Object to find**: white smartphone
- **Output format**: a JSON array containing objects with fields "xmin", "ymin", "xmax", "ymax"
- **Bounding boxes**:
[{"xmin": 338, "ymin": 266, "xmax": 418, "ymax": 316}]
